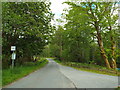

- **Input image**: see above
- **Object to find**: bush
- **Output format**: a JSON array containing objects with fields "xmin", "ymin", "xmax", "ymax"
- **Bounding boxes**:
[
  {"xmin": 23, "ymin": 62, "xmax": 35, "ymax": 66},
  {"xmin": 2, "ymin": 54, "xmax": 11, "ymax": 69}
]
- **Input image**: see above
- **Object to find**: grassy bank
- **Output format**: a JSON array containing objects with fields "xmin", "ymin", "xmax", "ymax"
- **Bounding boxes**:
[
  {"xmin": 2, "ymin": 58, "xmax": 48, "ymax": 86},
  {"xmin": 54, "ymin": 59, "xmax": 120, "ymax": 76},
  {"xmin": 116, "ymin": 87, "xmax": 120, "ymax": 90}
]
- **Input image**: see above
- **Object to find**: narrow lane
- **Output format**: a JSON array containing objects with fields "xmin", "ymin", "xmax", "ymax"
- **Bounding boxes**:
[
  {"xmin": 4, "ymin": 59, "xmax": 75, "ymax": 88},
  {"xmin": 4, "ymin": 58, "xmax": 118, "ymax": 88}
]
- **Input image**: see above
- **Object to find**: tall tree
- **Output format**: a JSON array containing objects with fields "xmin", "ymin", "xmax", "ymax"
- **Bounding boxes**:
[
  {"xmin": 64, "ymin": 1, "xmax": 119, "ymax": 68},
  {"xmin": 2, "ymin": 2, "xmax": 53, "ymax": 68}
]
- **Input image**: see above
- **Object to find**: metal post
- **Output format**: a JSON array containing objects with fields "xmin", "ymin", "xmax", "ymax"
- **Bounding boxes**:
[
  {"xmin": 11, "ymin": 46, "xmax": 16, "ymax": 69},
  {"xmin": 11, "ymin": 51, "xmax": 14, "ymax": 69},
  {"xmin": 12, "ymin": 58, "xmax": 14, "ymax": 69}
]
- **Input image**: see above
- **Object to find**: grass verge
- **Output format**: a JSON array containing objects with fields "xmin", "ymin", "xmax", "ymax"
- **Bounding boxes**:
[
  {"xmin": 54, "ymin": 59, "xmax": 120, "ymax": 76},
  {"xmin": 2, "ymin": 58, "xmax": 48, "ymax": 87}
]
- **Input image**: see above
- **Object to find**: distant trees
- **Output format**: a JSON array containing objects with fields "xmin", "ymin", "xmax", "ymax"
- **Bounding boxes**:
[
  {"xmin": 2, "ymin": 2, "xmax": 53, "ymax": 68},
  {"xmin": 3, "ymin": 1, "xmax": 119, "ymax": 69},
  {"xmin": 49, "ymin": 1, "xmax": 120, "ymax": 69}
]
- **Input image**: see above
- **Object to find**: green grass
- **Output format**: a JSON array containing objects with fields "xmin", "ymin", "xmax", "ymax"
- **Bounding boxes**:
[
  {"xmin": 0, "ymin": 70, "xmax": 2, "ymax": 88},
  {"xmin": 54, "ymin": 59, "xmax": 61, "ymax": 63},
  {"xmin": 73, "ymin": 66, "xmax": 119, "ymax": 76},
  {"xmin": 2, "ymin": 58, "xmax": 48, "ymax": 87},
  {"xmin": 116, "ymin": 87, "xmax": 120, "ymax": 90},
  {"xmin": 54, "ymin": 59, "xmax": 119, "ymax": 76}
]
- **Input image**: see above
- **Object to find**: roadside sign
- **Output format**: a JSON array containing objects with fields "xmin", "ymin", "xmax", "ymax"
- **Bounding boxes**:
[
  {"xmin": 11, "ymin": 46, "xmax": 16, "ymax": 68},
  {"xmin": 11, "ymin": 46, "xmax": 16, "ymax": 51},
  {"xmin": 12, "ymin": 53, "xmax": 16, "ymax": 60}
]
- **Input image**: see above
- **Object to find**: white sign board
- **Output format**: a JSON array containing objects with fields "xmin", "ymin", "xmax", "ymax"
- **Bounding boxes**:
[
  {"xmin": 11, "ymin": 46, "xmax": 16, "ymax": 51},
  {"xmin": 12, "ymin": 53, "xmax": 16, "ymax": 60}
]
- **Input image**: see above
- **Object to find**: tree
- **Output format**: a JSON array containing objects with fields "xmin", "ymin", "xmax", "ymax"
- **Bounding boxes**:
[
  {"xmin": 2, "ymin": 2, "xmax": 53, "ymax": 68},
  {"xmin": 50, "ymin": 26, "xmax": 64, "ymax": 60},
  {"xmin": 50, "ymin": 7, "xmax": 92, "ymax": 63},
  {"xmin": 64, "ymin": 1, "xmax": 119, "ymax": 68}
]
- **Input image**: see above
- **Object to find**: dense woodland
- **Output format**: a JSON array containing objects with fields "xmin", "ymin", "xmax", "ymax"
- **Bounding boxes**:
[
  {"xmin": 41, "ymin": 2, "xmax": 120, "ymax": 69},
  {"xmin": 2, "ymin": 1, "xmax": 120, "ymax": 69},
  {"xmin": 2, "ymin": 2, "xmax": 54, "ymax": 68}
]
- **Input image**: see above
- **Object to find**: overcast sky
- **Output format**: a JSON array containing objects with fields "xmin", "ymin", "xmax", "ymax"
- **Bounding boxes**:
[{"xmin": 49, "ymin": 0, "xmax": 69, "ymax": 25}]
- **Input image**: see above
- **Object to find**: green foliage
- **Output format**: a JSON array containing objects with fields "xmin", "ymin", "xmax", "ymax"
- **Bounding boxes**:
[
  {"xmin": 2, "ymin": 2, "xmax": 53, "ymax": 68},
  {"xmin": 116, "ymin": 87, "xmax": 120, "ymax": 90},
  {"xmin": 55, "ymin": 59, "xmax": 119, "ymax": 76},
  {"xmin": 49, "ymin": 44, "xmax": 60, "ymax": 58},
  {"xmin": 40, "ymin": 45, "xmax": 51, "ymax": 57},
  {"xmin": 54, "ymin": 59, "xmax": 61, "ymax": 63},
  {"xmin": 2, "ymin": 58, "xmax": 48, "ymax": 86},
  {"xmin": 49, "ymin": 1, "xmax": 120, "ymax": 68}
]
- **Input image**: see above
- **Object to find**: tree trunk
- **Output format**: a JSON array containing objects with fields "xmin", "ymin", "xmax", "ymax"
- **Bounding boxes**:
[
  {"xmin": 88, "ymin": 4, "xmax": 111, "ymax": 69},
  {"xmin": 109, "ymin": 26, "xmax": 117, "ymax": 69},
  {"xmin": 95, "ymin": 23, "xmax": 111, "ymax": 69},
  {"xmin": 110, "ymin": 34, "xmax": 117, "ymax": 69}
]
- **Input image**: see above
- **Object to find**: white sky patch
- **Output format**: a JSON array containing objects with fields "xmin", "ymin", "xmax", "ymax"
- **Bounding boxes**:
[{"xmin": 50, "ymin": 0, "xmax": 69, "ymax": 25}]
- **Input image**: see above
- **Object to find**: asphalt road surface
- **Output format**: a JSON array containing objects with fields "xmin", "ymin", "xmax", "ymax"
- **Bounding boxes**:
[{"xmin": 4, "ymin": 58, "xmax": 118, "ymax": 88}]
